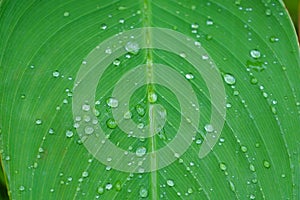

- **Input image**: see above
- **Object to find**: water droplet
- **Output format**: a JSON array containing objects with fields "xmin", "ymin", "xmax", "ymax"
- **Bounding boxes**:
[
  {"xmin": 106, "ymin": 118, "xmax": 117, "ymax": 129},
  {"xmin": 97, "ymin": 186, "xmax": 104, "ymax": 194},
  {"xmin": 139, "ymin": 187, "xmax": 148, "ymax": 198},
  {"xmin": 101, "ymin": 24, "xmax": 107, "ymax": 30},
  {"xmin": 106, "ymin": 98, "xmax": 118, "ymax": 108},
  {"xmin": 241, "ymin": 145, "xmax": 248, "ymax": 153},
  {"xmin": 229, "ymin": 181, "xmax": 235, "ymax": 192},
  {"xmin": 125, "ymin": 41, "xmax": 140, "ymax": 54},
  {"xmin": 19, "ymin": 186, "xmax": 25, "ymax": 191},
  {"xmin": 115, "ymin": 181, "xmax": 122, "ymax": 191},
  {"xmin": 135, "ymin": 104, "xmax": 145, "ymax": 116},
  {"xmin": 82, "ymin": 104, "xmax": 90, "ymax": 111},
  {"xmin": 113, "ymin": 59, "xmax": 121, "ymax": 66},
  {"xmin": 148, "ymin": 92, "xmax": 157, "ymax": 103},
  {"xmin": 167, "ymin": 179, "xmax": 175, "ymax": 187},
  {"xmin": 247, "ymin": 60, "xmax": 266, "ymax": 71},
  {"xmin": 250, "ymin": 194, "xmax": 256, "ymax": 199},
  {"xmin": 250, "ymin": 77, "xmax": 258, "ymax": 85},
  {"xmin": 265, "ymin": 8, "xmax": 272, "ymax": 16},
  {"xmin": 52, "ymin": 70, "xmax": 60, "ymax": 77},
  {"xmin": 105, "ymin": 183, "xmax": 113, "ymax": 190},
  {"xmin": 204, "ymin": 124, "xmax": 214, "ymax": 132},
  {"xmin": 123, "ymin": 111, "xmax": 132, "ymax": 119},
  {"xmin": 206, "ymin": 19, "xmax": 214, "ymax": 25},
  {"xmin": 66, "ymin": 130, "xmax": 73, "ymax": 138},
  {"xmin": 82, "ymin": 171, "xmax": 89, "ymax": 178},
  {"xmin": 191, "ymin": 23, "xmax": 199, "ymax": 29},
  {"xmin": 249, "ymin": 164, "xmax": 256, "ymax": 172},
  {"xmin": 63, "ymin": 12, "xmax": 70, "ymax": 17},
  {"xmin": 269, "ymin": 36, "xmax": 279, "ymax": 43},
  {"xmin": 136, "ymin": 147, "xmax": 147, "ymax": 157},
  {"xmin": 224, "ymin": 74, "xmax": 236, "ymax": 85},
  {"xmin": 219, "ymin": 163, "xmax": 227, "ymax": 171},
  {"xmin": 84, "ymin": 126, "xmax": 94, "ymax": 135},
  {"xmin": 185, "ymin": 73, "xmax": 194, "ymax": 80},
  {"xmin": 250, "ymin": 49, "xmax": 261, "ymax": 59},
  {"xmin": 35, "ymin": 119, "xmax": 42, "ymax": 125},
  {"xmin": 263, "ymin": 160, "xmax": 270, "ymax": 168},
  {"xmin": 187, "ymin": 188, "xmax": 193, "ymax": 194}
]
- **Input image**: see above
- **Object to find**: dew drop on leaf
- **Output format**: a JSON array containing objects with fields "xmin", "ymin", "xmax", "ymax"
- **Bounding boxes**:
[
  {"xmin": 223, "ymin": 73, "xmax": 236, "ymax": 85},
  {"xmin": 125, "ymin": 41, "xmax": 140, "ymax": 54},
  {"xmin": 139, "ymin": 186, "xmax": 148, "ymax": 198},
  {"xmin": 66, "ymin": 130, "xmax": 73, "ymax": 138},
  {"xmin": 166, "ymin": 179, "xmax": 175, "ymax": 187},
  {"xmin": 185, "ymin": 73, "xmax": 194, "ymax": 80},
  {"xmin": 19, "ymin": 186, "xmax": 25, "ymax": 191},
  {"xmin": 105, "ymin": 183, "xmax": 113, "ymax": 190},
  {"xmin": 97, "ymin": 186, "xmax": 104, "ymax": 194},
  {"xmin": 148, "ymin": 92, "xmax": 157, "ymax": 103},
  {"xmin": 136, "ymin": 147, "xmax": 147, "ymax": 157},
  {"xmin": 35, "ymin": 119, "xmax": 42, "ymax": 125},
  {"xmin": 82, "ymin": 171, "xmax": 89, "ymax": 178},
  {"xmin": 250, "ymin": 49, "xmax": 261, "ymax": 59},
  {"xmin": 106, "ymin": 98, "xmax": 119, "ymax": 108},
  {"xmin": 204, "ymin": 124, "xmax": 214, "ymax": 132},
  {"xmin": 249, "ymin": 164, "xmax": 256, "ymax": 172},
  {"xmin": 113, "ymin": 59, "xmax": 121, "ymax": 66},
  {"xmin": 84, "ymin": 126, "xmax": 94, "ymax": 135},
  {"xmin": 219, "ymin": 163, "xmax": 227, "ymax": 171},
  {"xmin": 263, "ymin": 160, "xmax": 271, "ymax": 168},
  {"xmin": 52, "ymin": 70, "xmax": 60, "ymax": 77},
  {"xmin": 106, "ymin": 118, "xmax": 117, "ymax": 129}
]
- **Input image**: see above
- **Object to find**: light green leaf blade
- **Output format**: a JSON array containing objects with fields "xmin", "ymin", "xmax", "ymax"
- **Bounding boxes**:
[{"xmin": 0, "ymin": 0, "xmax": 299, "ymax": 199}]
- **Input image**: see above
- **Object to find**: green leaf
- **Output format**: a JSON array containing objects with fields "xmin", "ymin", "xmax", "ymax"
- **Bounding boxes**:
[{"xmin": 1, "ymin": 0, "xmax": 299, "ymax": 199}]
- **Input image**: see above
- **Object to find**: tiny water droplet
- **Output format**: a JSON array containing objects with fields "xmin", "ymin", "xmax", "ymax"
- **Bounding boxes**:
[
  {"xmin": 82, "ymin": 171, "xmax": 89, "ymax": 178},
  {"xmin": 250, "ymin": 77, "xmax": 258, "ymax": 85},
  {"xmin": 66, "ymin": 130, "xmax": 73, "ymax": 138},
  {"xmin": 241, "ymin": 145, "xmax": 248, "ymax": 153},
  {"xmin": 139, "ymin": 187, "xmax": 148, "ymax": 198},
  {"xmin": 265, "ymin": 8, "xmax": 272, "ymax": 16},
  {"xmin": 107, "ymin": 98, "xmax": 118, "ymax": 108},
  {"xmin": 250, "ymin": 49, "xmax": 261, "ymax": 59},
  {"xmin": 185, "ymin": 73, "xmax": 194, "ymax": 80},
  {"xmin": 191, "ymin": 23, "xmax": 199, "ymax": 29},
  {"xmin": 52, "ymin": 70, "xmax": 60, "ymax": 77},
  {"xmin": 136, "ymin": 147, "xmax": 147, "ymax": 157},
  {"xmin": 123, "ymin": 111, "xmax": 132, "ymax": 119},
  {"xmin": 106, "ymin": 118, "xmax": 117, "ymax": 129},
  {"xmin": 269, "ymin": 36, "xmax": 279, "ymax": 43},
  {"xmin": 105, "ymin": 183, "xmax": 113, "ymax": 190},
  {"xmin": 19, "ymin": 186, "xmax": 25, "ymax": 191},
  {"xmin": 263, "ymin": 160, "xmax": 270, "ymax": 168},
  {"xmin": 249, "ymin": 164, "xmax": 256, "ymax": 172},
  {"xmin": 219, "ymin": 163, "xmax": 227, "ymax": 171},
  {"xmin": 206, "ymin": 19, "xmax": 214, "ymax": 25},
  {"xmin": 101, "ymin": 24, "xmax": 107, "ymax": 30},
  {"xmin": 167, "ymin": 179, "xmax": 175, "ymax": 187},
  {"xmin": 135, "ymin": 104, "xmax": 145, "ymax": 116},
  {"xmin": 148, "ymin": 92, "xmax": 157, "ymax": 103},
  {"xmin": 229, "ymin": 181, "xmax": 235, "ymax": 192},
  {"xmin": 204, "ymin": 124, "xmax": 214, "ymax": 132},
  {"xmin": 224, "ymin": 74, "xmax": 236, "ymax": 85},
  {"xmin": 35, "ymin": 119, "xmax": 42, "ymax": 125},
  {"xmin": 113, "ymin": 59, "xmax": 121, "ymax": 66},
  {"xmin": 84, "ymin": 126, "xmax": 94, "ymax": 135},
  {"xmin": 97, "ymin": 186, "xmax": 104, "ymax": 194},
  {"xmin": 125, "ymin": 41, "xmax": 140, "ymax": 54},
  {"xmin": 63, "ymin": 12, "xmax": 70, "ymax": 17}
]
